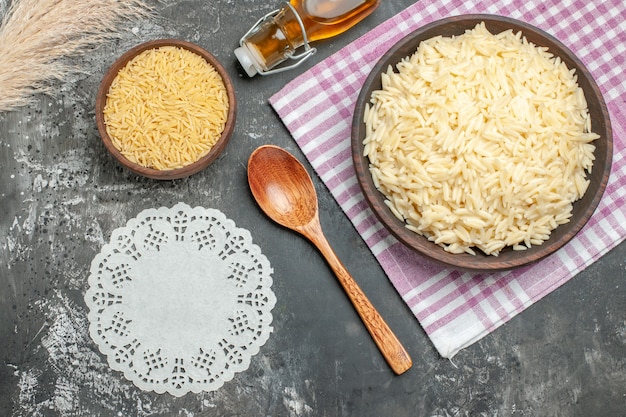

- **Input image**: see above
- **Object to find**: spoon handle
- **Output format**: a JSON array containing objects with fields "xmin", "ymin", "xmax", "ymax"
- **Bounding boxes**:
[{"xmin": 301, "ymin": 220, "xmax": 413, "ymax": 375}]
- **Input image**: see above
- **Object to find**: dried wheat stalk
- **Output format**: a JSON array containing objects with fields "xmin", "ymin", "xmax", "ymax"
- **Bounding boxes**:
[{"xmin": 0, "ymin": 0, "xmax": 153, "ymax": 112}]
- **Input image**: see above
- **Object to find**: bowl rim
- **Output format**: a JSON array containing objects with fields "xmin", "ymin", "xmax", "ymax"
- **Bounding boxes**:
[
  {"xmin": 95, "ymin": 38, "xmax": 237, "ymax": 180},
  {"xmin": 351, "ymin": 14, "xmax": 613, "ymax": 271}
]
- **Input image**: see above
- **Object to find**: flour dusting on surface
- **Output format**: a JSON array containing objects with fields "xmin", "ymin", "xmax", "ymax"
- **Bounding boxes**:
[
  {"xmin": 283, "ymin": 385, "xmax": 315, "ymax": 416},
  {"xmin": 13, "ymin": 291, "xmax": 169, "ymax": 417}
]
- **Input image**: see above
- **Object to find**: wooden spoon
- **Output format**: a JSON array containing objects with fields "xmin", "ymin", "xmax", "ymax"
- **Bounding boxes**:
[{"xmin": 247, "ymin": 145, "xmax": 412, "ymax": 375}]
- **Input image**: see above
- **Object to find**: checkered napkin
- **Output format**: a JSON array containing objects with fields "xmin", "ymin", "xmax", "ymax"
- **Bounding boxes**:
[{"xmin": 269, "ymin": 0, "xmax": 626, "ymax": 358}]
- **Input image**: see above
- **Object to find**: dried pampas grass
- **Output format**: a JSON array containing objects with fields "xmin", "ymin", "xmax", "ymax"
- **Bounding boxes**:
[{"xmin": 0, "ymin": 0, "xmax": 153, "ymax": 112}]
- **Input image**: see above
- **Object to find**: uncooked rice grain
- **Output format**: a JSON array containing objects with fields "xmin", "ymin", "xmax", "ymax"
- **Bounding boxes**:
[{"xmin": 104, "ymin": 46, "xmax": 229, "ymax": 171}]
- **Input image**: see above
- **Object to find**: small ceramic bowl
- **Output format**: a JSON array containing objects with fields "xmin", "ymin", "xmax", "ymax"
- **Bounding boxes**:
[
  {"xmin": 351, "ymin": 15, "xmax": 613, "ymax": 271},
  {"xmin": 95, "ymin": 39, "xmax": 237, "ymax": 180}
]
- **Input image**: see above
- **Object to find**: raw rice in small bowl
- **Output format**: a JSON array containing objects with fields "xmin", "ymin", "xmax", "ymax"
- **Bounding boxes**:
[
  {"xmin": 351, "ymin": 15, "xmax": 612, "ymax": 271},
  {"xmin": 96, "ymin": 39, "xmax": 236, "ymax": 180}
]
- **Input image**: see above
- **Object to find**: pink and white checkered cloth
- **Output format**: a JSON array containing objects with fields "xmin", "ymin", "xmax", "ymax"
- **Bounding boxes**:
[{"xmin": 269, "ymin": 0, "xmax": 626, "ymax": 358}]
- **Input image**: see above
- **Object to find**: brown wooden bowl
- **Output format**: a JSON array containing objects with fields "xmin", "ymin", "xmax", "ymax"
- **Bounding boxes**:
[
  {"xmin": 95, "ymin": 39, "xmax": 237, "ymax": 180},
  {"xmin": 351, "ymin": 15, "xmax": 613, "ymax": 272}
]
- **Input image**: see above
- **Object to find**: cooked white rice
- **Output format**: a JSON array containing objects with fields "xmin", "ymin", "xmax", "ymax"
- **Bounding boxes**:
[{"xmin": 363, "ymin": 22, "xmax": 599, "ymax": 256}]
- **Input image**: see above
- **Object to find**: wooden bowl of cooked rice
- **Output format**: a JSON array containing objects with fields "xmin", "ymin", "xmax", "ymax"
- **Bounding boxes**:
[
  {"xmin": 96, "ymin": 39, "xmax": 236, "ymax": 180},
  {"xmin": 351, "ymin": 15, "xmax": 612, "ymax": 271}
]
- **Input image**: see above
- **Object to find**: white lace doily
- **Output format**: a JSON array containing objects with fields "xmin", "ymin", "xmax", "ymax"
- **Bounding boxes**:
[{"xmin": 84, "ymin": 202, "xmax": 276, "ymax": 396}]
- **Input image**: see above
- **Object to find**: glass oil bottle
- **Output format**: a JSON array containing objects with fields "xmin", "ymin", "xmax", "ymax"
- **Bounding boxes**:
[{"xmin": 235, "ymin": 0, "xmax": 380, "ymax": 77}]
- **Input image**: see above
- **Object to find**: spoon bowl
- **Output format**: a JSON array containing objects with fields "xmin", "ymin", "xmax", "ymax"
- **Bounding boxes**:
[
  {"xmin": 248, "ymin": 145, "xmax": 412, "ymax": 375},
  {"xmin": 247, "ymin": 145, "xmax": 318, "ymax": 229}
]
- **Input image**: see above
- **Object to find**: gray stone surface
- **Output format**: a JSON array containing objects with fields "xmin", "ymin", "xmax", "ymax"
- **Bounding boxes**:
[{"xmin": 1, "ymin": 1, "xmax": 625, "ymax": 416}]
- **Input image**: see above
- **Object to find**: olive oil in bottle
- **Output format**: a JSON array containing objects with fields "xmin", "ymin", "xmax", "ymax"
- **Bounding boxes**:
[{"xmin": 235, "ymin": 0, "xmax": 380, "ymax": 76}]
